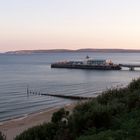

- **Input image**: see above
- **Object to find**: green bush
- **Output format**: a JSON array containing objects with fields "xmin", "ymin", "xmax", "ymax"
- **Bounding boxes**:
[
  {"xmin": 15, "ymin": 123, "xmax": 58, "ymax": 140},
  {"xmin": 51, "ymin": 108, "xmax": 69, "ymax": 124}
]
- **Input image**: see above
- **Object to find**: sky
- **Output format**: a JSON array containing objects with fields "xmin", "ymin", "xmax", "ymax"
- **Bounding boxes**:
[{"xmin": 0, "ymin": 0, "xmax": 140, "ymax": 52}]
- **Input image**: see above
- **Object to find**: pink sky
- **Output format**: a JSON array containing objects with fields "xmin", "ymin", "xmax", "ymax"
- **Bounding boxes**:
[{"xmin": 0, "ymin": 0, "xmax": 140, "ymax": 52}]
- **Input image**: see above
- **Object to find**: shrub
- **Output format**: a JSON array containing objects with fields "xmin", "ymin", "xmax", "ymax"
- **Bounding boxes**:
[{"xmin": 51, "ymin": 108, "xmax": 69, "ymax": 124}]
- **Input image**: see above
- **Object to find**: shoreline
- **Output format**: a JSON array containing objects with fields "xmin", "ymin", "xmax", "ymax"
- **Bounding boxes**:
[
  {"xmin": 0, "ymin": 105, "xmax": 65, "ymax": 125},
  {"xmin": 0, "ymin": 103, "xmax": 77, "ymax": 140}
]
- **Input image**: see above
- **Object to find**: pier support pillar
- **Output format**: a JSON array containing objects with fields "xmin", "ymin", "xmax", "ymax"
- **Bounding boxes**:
[{"xmin": 129, "ymin": 67, "xmax": 134, "ymax": 71}]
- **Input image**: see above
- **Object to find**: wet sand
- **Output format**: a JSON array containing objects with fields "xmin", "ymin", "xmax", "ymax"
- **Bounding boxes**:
[{"xmin": 0, "ymin": 103, "xmax": 76, "ymax": 140}]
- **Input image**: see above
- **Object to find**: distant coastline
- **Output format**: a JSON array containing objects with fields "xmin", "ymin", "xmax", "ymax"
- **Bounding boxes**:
[{"xmin": 5, "ymin": 48, "xmax": 140, "ymax": 54}]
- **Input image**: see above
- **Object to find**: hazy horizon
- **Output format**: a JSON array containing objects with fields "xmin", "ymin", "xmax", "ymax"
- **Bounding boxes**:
[
  {"xmin": 1, "ymin": 47, "xmax": 140, "ymax": 53},
  {"xmin": 1, "ymin": 0, "xmax": 140, "ymax": 52}
]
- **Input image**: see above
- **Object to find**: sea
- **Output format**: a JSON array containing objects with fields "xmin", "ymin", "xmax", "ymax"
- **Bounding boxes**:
[{"xmin": 0, "ymin": 52, "xmax": 140, "ymax": 122}]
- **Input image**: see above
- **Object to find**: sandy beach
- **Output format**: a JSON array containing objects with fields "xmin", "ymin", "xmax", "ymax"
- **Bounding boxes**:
[{"xmin": 0, "ymin": 103, "xmax": 76, "ymax": 140}]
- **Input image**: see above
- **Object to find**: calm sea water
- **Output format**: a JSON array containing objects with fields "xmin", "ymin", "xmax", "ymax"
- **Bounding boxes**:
[{"xmin": 0, "ymin": 52, "xmax": 140, "ymax": 122}]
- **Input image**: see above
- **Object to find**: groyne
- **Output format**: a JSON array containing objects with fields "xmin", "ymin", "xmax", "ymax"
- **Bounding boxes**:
[{"xmin": 27, "ymin": 89, "xmax": 93, "ymax": 100}]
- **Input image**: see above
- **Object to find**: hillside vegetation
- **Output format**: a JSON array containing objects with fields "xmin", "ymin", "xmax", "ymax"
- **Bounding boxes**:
[{"xmin": 15, "ymin": 78, "xmax": 140, "ymax": 140}]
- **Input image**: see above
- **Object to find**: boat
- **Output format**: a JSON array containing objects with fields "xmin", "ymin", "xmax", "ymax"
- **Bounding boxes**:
[{"xmin": 51, "ymin": 56, "xmax": 121, "ymax": 70}]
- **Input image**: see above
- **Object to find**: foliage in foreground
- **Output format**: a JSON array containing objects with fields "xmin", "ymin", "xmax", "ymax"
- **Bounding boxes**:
[{"xmin": 15, "ymin": 78, "xmax": 140, "ymax": 140}]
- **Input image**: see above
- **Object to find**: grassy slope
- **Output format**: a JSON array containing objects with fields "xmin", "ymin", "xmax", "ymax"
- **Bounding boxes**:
[{"xmin": 15, "ymin": 78, "xmax": 140, "ymax": 140}]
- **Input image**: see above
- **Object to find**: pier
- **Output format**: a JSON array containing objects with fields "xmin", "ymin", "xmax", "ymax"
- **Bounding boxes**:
[
  {"xmin": 119, "ymin": 64, "xmax": 140, "ymax": 71},
  {"xmin": 51, "ymin": 56, "xmax": 140, "ymax": 71}
]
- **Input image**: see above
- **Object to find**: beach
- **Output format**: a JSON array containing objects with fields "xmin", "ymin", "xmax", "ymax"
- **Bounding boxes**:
[{"xmin": 0, "ymin": 103, "xmax": 76, "ymax": 140}]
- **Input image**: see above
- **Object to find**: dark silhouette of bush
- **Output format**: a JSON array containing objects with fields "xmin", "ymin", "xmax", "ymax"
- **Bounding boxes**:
[
  {"xmin": 15, "ymin": 122, "xmax": 58, "ymax": 140},
  {"xmin": 128, "ymin": 79, "xmax": 140, "ymax": 91},
  {"xmin": 51, "ymin": 108, "xmax": 69, "ymax": 124}
]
